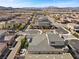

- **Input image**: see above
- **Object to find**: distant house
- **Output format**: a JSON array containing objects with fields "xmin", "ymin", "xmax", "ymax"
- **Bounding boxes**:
[
  {"xmin": 35, "ymin": 22, "xmax": 52, "ymax": 28},
  {"xmin": 0, "ymin": 22, "xmax": 6, "ymax": 29},
  {"xmin": 67, "ymin": 23, "xmax": 79, "ymax": 32},
  {"xmin": 0, "ymin": 16, "xmax": 11, "ymax": 21},
  {"xmin": 75, "ymin": 19, "xmax": 79, "ymax": 24},
  {"xmin": 60, "ymin": 18, "xmax": 71, "ymax": 24},
  {"xmin": 33, "ymin": 16, "xmax": 52, "ymax": 29}
]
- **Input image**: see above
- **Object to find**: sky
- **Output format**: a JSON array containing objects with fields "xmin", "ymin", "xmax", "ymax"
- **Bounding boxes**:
[{"xmin": 0, "ymin": 0, "xmax": 79, "ymax": 7}]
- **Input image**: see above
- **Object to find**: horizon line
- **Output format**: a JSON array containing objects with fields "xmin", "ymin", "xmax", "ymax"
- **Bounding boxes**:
[{"xmin": 1, "ymin": 6, "xmax": 79, "ymax": 8}]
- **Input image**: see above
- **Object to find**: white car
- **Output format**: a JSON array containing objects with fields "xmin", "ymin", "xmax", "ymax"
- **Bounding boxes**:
[{"xmin": 20, "ymin": 49, "xmax": 26, "ymax": 56}]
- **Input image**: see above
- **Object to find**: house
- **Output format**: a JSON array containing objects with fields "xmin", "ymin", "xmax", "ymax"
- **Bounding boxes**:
[
  {"xmin": 28, "ymin": 33, "xmax": 68, "ymax": 54},
  {"xmin": 0, "ymin": 30, "xmax": 16, "ymax": 46},
  {"xmin": 0, "ymin": 30, "xmax": 7, "ymax": 40},
  {"xmin": 4, "ymin": 35, "xmax": 16, "ymax": 46},
  {"xmin": 46, "ymin": 33, "xmax": 65, "ymax": 47},
  {"xmin": 0, "ymin": 42, "xmax": 9, "ymax": 59},
  {"xmin": 62, "ymin": 34, "xmax": 78, "ymax": 40},
  {"xmin": 68, "ymin": 40, "xmax": 79, "ymax": 59},
  {"xmin": 17, "ymin": 29, "xmax": 42, "ymax": 36},
  {"xmin": 55, "ymin": 27, "xmax": 69, "ymax": 34}
]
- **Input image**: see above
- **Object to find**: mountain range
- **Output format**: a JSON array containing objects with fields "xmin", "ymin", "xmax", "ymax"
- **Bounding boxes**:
[{"xmin": 0, "ymin": 6, "xmax": 79, "ymax": 11}]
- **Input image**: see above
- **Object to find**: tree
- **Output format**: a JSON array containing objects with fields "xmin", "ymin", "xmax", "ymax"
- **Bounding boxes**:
[
  {"xmin": 29, "ymin": 24, "xmax": 33, "ymax": 29},
  {"xmin": 18, "ymin": 24, "xmax": 25, "ymax": 30},
  {"xmin": 73, "ymin": 33, "xmax": 79, "ymax": 38},
  {"xmin": 21, "ymin": 38, "xmax": 26, "ymax": 48},
  {"xmin": 21, "ymin": 37, "xmax": 28, "ymax": 49},
  {"xmin": 53, "ymin": 15, "xmax": 60, "ymax": 21}
]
